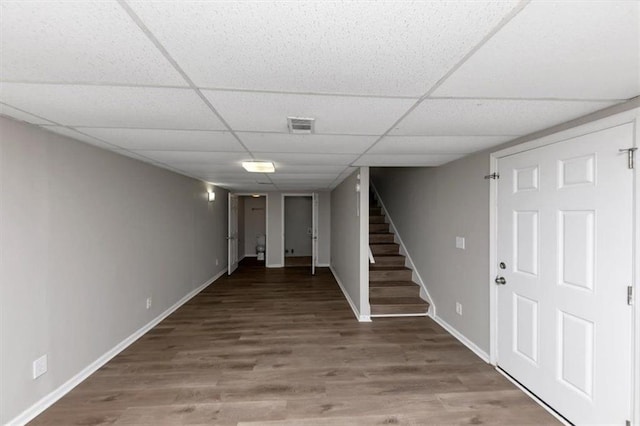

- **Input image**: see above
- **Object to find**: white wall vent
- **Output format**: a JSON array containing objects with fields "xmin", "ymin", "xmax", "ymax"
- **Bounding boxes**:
[{"xmin": 287, "ymin": 117, "xmax": 315, "ymax": 134}]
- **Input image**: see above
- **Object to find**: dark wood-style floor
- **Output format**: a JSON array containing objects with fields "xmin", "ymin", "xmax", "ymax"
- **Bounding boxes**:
[{"xmin": 30, "ymin": 259, "xmax": 557, "ymax": 425}]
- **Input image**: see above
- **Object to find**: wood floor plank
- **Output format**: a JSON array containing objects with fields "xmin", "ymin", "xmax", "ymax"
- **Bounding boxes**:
[{"xmin": 28, "ymin": 259, "xmax": 557, "ymax": 425}]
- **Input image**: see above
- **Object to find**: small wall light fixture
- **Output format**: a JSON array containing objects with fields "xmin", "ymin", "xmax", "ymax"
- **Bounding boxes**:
[{"xmin": 208, "ymin": 190, "xmax": 216, "ymax": 202}]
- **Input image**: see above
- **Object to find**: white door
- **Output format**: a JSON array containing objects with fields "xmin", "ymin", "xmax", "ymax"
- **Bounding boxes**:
[
  {"xmin": 227, "ymin": 193, "xmax": 239, "ymax": 275},
  {"xmin": 496, "ymin": 123, "xmax": 634, "ymax": 424},
  {"xmin": 312, "ymin": 193, "xmax": 319, "ymax": 275}
]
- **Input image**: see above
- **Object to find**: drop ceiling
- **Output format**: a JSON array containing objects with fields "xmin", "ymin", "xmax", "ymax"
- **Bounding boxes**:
[{"xmin": 1, "ymin": 1, "xmax": 638, "ymax": 191}]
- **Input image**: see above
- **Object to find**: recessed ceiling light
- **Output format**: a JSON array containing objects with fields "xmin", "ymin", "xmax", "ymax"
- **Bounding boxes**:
[{"xmin": 242, "ymin": 161, "xmax": 275, "ymax": 173}]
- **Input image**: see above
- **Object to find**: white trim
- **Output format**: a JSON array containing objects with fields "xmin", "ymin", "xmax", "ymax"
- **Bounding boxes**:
[
  {"xmin": 489, "ymin": 107, "xmax": 640, "ymax": 424},
  {"xmin": 371, "ymin": 313, "xmax": 428, "ymax": 318},
  {"xmin": 329, "ymin": 265, "xmax": 371, "ymax": 322},
  {"xmin": 431, "ymin": 314, "xmax": 490, "ymax": 363},
  {"xmin": 6, "ymin": 268, "xmax": 228, "ymax": 426},
  {"xmin": 495, "ymin": 368, "xmax": 571, "ymax": 426},
  {"xmin": 266, "ymin": 263, "xmax": 284, "ymax": 268},
  {"xmin": 317, "ymin": 263, "xmax": 330, "ymax": 267},
  {"xmin": 358, "ymin": 167, "xmax": 371, "ymax": 318},
  {"xmin": 370, "ymin": 181, "xmax": 435, "ymax": 316}
]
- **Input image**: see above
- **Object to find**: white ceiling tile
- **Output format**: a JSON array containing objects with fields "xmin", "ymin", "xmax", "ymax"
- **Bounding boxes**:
[
  {"xmin": 0, "ymin": 104, "xmax": 54, "ymax": 125},
  {"xmin": 433, "ymin": 1, "xmax": 640, "ymax": 100},
  {"xmin": 0, "ymin": 84, "xmax": 226, "ymax": 129},
  {"xmin": 134, "ymin": 151, "xmax": 250, "ymax": 165},
  {"xmin": 40, "ymin": 126, "xmax": 122, "ymax": 151},
  {"xmin": 275, "ymin": 165, "xmax": 347, "ymax": 174},
  {"xmin": 264, "ymin": 153, "xmax": 359, "ymax": 166},
  {"xmin": 238, "ymin": 133, "xmax": 377, "ymax": 154},
  {"xmin": 217, "ymin": 182, "xmax": 277, "ymax": 191},
  {"xmin": 204, "ymin": 91, "xmax": 415, "ymax": 134},
  {"xmin": 129, "ymin": 1, "xmax": 518, "ymax": 96},
  {"xmin": 270, "ymin": 174, "xmax": 340, "ymax": 181},
  {"xmin": 354, "ymin": 154, "xmax": 464, "ymax": 166},
  {"xmin": 197, "ymin": 175, "xmax": 261, "ymax": 183},
  {"xmin": 172, "ymin": 165, "xmax": 248, "ymax": 174},
  {"xmin": 391, "ymin": 99, "xmax": 619, "ymax": 136},
  {"xmin": 80, "ymin": 128, "xmax": 244, "ymax": 152},
  {"xmin": 369, "ymin": 135, "xmax": 512, "ymax": 155},
  {"xmin": 0, "ymin": 1, "xmax": 185, "ymax": 86}
]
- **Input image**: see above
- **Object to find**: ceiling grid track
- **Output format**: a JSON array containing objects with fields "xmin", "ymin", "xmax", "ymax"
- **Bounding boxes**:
[
  {"xmin": 0, "ymin": 101, "xmax": 208, "ymax": 181},
  {"xmin": 350, "ymin": 0, "xmax": 532, "ymax": 166},
  {"xmin": 116, "ymin": 0, "xmax": 280, "ymax": 190}
]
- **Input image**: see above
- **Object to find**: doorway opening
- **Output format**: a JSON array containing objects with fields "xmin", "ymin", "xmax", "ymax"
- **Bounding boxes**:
[
  {"xmin": 282, "ymin": 194, "xmax": 318, "ymax": 274},
  {"xmin": 228, "ymin": 194, "xmax": 266, "ymax": 275},
  {"xmin": 284, "ymin": 195, "xmax": 312, "ymax": 267}
]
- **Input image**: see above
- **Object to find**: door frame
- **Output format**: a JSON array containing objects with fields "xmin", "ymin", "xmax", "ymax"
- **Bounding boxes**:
[
  {"xmin": 229, "ymin": 192, "xmax": 269, "ymax": 268},
  {"xmin": 488, "ymin": 107, "xmax": 640, "ymax": 424},
  {"xmin": 281, "ymin": 193, "xmax": 315, "ymax": 270}
]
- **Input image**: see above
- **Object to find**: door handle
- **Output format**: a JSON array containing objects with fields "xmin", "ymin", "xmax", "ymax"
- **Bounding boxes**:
[{"xmin": 495, "ymin": 276, "xmax": 507, "ymax": 285}]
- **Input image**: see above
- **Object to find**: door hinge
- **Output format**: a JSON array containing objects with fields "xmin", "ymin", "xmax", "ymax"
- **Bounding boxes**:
[
  {"xmin": 628, "ymin": 286, "xmax": 634, "ymax": 305},
  {"xmin": 619, "ymin": 147, "xmax": 638, "ymax": 169},
  {"xmin": 484, "ymin": 172, "xmax": 500, "ymax": 180}
]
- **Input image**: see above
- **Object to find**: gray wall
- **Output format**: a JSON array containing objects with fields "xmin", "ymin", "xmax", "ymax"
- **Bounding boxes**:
[
  {"xmin": 0, "ymin": 116, "xmax": 228, "ymax": 424},
  {"xmin": 330, "ymin": 169, "xmax": 368, "ymax": 316},
  {"xmin": 372, "ymin": 159, "xmax": 489, "ymax": 349},
  {"xmin": 371, "ymin": 98, "xmax": 640, "ymax": 353},
  {"xmin": 284, "ymin": 196, "xmax": 312, "ymax": 257},
  {"xmin": 242, "ymin": 196, "xmax": 266, "ymax": 257}
]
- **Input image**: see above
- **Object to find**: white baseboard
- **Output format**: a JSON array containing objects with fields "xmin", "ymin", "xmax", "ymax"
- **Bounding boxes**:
[
  {"xmin": 266, "ymin": 263, "xmax": 283, "ymax": 268},
  {"xmin": 329, "ymin": 265, "xmax": 371, "ymax": 322},
  {"xmin": 317, "ymin": 263, "xmax": 330, "ymax": 267},
  {"xmin": 6, "ymin": 268, "xmax": 227, "ymax": 426},
  {"xmin": 431, "ymin": 314, "xmax": 490, "ymax": 363},
  {"xmin": 371, "ymin": 313, "xmax": 428, "ymax": 318},
  {"xmin": 244, "ymin": 254, "xmax": 257, "ymax": 258}
]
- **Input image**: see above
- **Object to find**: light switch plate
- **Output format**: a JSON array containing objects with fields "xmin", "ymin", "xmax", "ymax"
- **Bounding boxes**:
[
  {"xmin": 456, "ymin": 236, "xmax": 465, "ymax": 249},
  {"xmin": 33, "ymin": 354, "xmax": 47, "ymax": 379}
]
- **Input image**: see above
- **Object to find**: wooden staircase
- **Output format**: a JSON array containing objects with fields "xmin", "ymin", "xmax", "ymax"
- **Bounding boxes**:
[{"xmin": 369, "ymin": 197, "xmax": 429, "ymax": 317}]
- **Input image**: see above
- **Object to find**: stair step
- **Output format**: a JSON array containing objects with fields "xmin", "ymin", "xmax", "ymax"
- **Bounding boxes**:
[
  {"xmin": 370, "ymin": 243, "xmax": 399, "ymax": 255},
  {"xmin": 372, "ymin": 255, "xmax": 405, "ymax": 266},
  {"xmin": 370, "ymin": 207, "xmax": 382, "ymax": 215},
  {"xmin": 369, "ymin": 283, "xmax": 421, "ymax": 298},
  {"xmin": 369, "ymin": 267, "xmax": 412, "ymax": 281},
  {"xmin": 369, "ymin": 215, "xmax": 385, "ymax": 224},
  {"xmin": 369, "ymin": 233, "xmax": 395, "ymax": 243},
  {"xmin": 370, "ymin": 297, "xmax": 429, "ymax": 315},
  {"xmin": 369, "ymin": 223, "xmax": 389, "ymax": 233},
  {"xmin": 369, "ymin": 280, "xmax": 417, "ymax": 288}
]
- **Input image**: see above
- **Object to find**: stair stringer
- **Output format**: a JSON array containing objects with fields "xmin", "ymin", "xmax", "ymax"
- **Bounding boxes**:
[{"xmin": 370, "ymin": 182, "xmax": 435, "ymax": 318}]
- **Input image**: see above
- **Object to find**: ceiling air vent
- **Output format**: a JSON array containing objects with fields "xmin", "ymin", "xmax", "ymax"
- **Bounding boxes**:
[{"xmin": 287, "ymin": 117, "xmax": 315, "ymax": 134}]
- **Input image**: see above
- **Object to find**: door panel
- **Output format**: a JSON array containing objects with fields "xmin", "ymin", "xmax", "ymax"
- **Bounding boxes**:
[{"xmin": 497, "ymin": 123, "xmax": 634, "ymax": 424}]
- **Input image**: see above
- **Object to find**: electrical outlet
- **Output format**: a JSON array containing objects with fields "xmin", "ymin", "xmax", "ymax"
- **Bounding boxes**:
[
  {"xmin": 33, "ymin": 354, "xmax": 47, "ymax": 379},
  {"xmin": 146, "ymin": 297, "xmax": 152, "ymax": 310},
  {"xmin": 455, "ymin": 237, "xmax": 465, "ymax": 250},
  {"xmin": 455, "ymin": 302, "xmax": 463, "ymax": 316}
]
